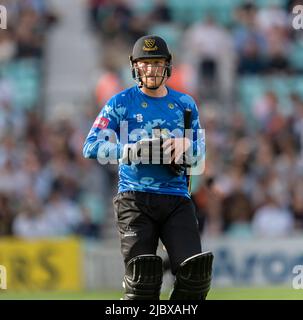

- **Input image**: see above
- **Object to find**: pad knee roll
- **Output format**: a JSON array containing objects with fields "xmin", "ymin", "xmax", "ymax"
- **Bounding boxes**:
[
  {"xmin": 123, "ymin": 254, "xmax": 163, "ymax": 300},
  {"xmin": 170, "ymin": 251, "xmax": 214, "ymax": 300}
]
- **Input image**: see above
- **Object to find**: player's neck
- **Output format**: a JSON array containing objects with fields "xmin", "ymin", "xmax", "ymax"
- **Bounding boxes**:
[{"xmin": 140, "ymin": 85, "xmax": 168, "ymax": 98}]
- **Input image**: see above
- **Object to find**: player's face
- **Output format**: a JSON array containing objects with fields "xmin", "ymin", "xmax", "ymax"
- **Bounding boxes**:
[{"xmin": 135, "ymin": 58, "xmax": 167, "ymax": 88}]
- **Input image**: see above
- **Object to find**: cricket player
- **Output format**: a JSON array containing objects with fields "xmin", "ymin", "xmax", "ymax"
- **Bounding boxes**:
[{"xmin": 83, "ymin": 35, "xmax": 213, "ymax": 300}]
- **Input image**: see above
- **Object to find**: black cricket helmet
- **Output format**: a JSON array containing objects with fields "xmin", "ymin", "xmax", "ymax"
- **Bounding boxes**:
[{"xmin": 129, "ymin": 35, "xmax": 172, "ymax": 89}]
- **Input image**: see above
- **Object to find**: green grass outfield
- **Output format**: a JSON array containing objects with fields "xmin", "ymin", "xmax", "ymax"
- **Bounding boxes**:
[{"xmin": 0, "ymin": 286, "xmax": 302, "ymax": 300}]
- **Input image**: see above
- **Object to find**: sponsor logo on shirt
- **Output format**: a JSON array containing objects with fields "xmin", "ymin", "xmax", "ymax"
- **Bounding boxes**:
[
  {"xmin": 135, "ymin": 114, "xmax": 143, "ymax": 122},
  {"xmin": 93, "ymin": 116, "xmax": 109, "ymax": 129}
]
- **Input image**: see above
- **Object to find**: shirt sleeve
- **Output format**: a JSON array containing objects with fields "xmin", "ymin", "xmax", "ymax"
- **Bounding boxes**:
[{"xmin": 83, "ymin": 96, "xmax": 126, "ymax": 161}]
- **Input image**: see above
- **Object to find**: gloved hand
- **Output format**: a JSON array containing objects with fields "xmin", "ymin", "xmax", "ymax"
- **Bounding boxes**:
[
  {"xmin": 120, "ymin": 142, "xmax": 140, "ymax": 165},
  {"xmin": 162, "ymin": 137, "xmax": 192, "ymax": 176},
  {"xmin": 120, "ymin": 137, "xmax": 171, "ymax": 165},
  {"xmin": 120, "ymin": 137, "xmax": 192, "ymax": 176}
]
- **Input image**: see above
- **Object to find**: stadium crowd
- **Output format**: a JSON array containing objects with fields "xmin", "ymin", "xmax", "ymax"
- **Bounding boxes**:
[
  {"xmin": 0, "ymin": 0, "xmax": 303, "ymax": 239},
  {"xmin": 0, "ymin": 0, "xmax": 110, "ymax": 239}
]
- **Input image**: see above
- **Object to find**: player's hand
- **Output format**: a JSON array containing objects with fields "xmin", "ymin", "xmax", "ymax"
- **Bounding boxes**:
[
  {"xmin": 120, "ymin": 138, "xmax": 171, "ymax": 165},
  {"xmin": 162, "ymin": 137, "xmax": 192, "ymax": 176},
  {"xmin": 162, "ymin": 137, "xmax": 191, "ymax": 164},
  {"xmin": 120, "ymin": 142, "xmax": 139, "ymax": 165}
]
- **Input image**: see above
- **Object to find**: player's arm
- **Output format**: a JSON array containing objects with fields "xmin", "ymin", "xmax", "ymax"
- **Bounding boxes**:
[{"xmin": 83, "ymin": 98, "xmax": 125, "ymax": 162}]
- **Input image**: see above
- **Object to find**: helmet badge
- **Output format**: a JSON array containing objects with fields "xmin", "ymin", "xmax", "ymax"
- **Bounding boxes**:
[{"xmin": 143, "ymin": 39, "xmax": 158, "ymax": 51}]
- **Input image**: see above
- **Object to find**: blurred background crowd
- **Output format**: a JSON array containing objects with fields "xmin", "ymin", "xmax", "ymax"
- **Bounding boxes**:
[{"xmin": 0, "ymin": 0, "xmax": 303, "ymax": 241}]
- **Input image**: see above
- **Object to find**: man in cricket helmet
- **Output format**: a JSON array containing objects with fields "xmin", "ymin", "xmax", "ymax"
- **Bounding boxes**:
[
  {"xmin": 130, "ymin": 35, "xmax": 172, "ymax": 90},
  {"xmin": 84, "ymin": 34, "xmax": 213, "ymax": 300}
]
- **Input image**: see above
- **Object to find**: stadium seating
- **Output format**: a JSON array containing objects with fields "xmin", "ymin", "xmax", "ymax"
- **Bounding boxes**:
[
  {"xmin": 0, "ymin": 59, "xmax": 41, "ymax": 110},
  {"xmin": 238, "ymin": 75, "xmax": 303, "ymax": 119},
  {"xmin": 148, "ymin": 23, "xmax": 183, "ymax": 50},
  {"xmin": 131, "ymin": 0, "xmax": 287, "ymax": 26},
  {"xmin": 289, "ymin": 40, "xmax": 303, "ymax": 72}
]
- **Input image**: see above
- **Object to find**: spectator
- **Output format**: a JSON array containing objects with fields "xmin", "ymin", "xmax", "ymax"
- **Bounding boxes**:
[
  {"xmin": 15, "ymin": 8, "xmax": 45, "ymax": 59},
  {"xmin": 148, "ymin": 0, "xmax": 172, "ymax": 24},
  {"xmin": 253, "ymin": 91, "xmax": 282, "ymax": 131},
  {"xmin": 233, "ymin": 2, "xmax": 267, "ymax": 74},
  {"xmin": 42, "ymin": 180, "xmax": 83, "ymax": 236},
  {"xmin": 12, "ymin": 190, "xmax": 48, "ymax": 238},
  {"xmin": 222, "ymin": 191, "xmax": 253, "ymax": 238},
  {"xmin": 252, "ymin": 190, "xmax": 294, "ymax": 238},
  {"xmin": 0, "ymin": 28, "xmax": 16, "ymax": 63},
  {"xmin": 183, "ymin": 15, "xmax": 235, "ymax": 100}
]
